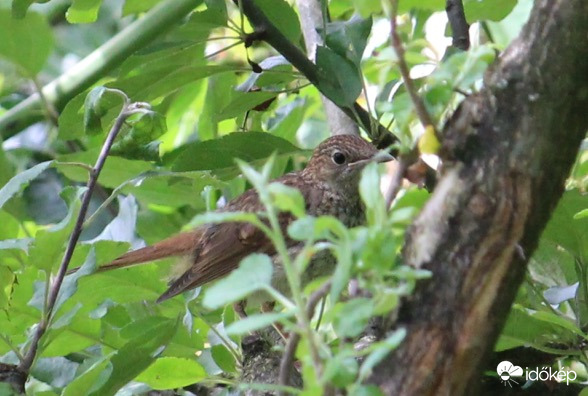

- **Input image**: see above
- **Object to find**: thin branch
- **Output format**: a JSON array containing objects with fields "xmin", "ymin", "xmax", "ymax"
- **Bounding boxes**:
[
  {"xmin": 278, "ymin": 280, "xmax": 332, "ymax": 395},
  {"xmin": 17, "ymin": 97, "xmax": 148, "ymax": 373},
  {"xmin": 385, "ymin": 157, "xmax": 408, "ymax": 209},
  {"xmin": 389, "ymin": 0, "xmax": 436, "ymax": 133},
  {"xmin": 239, "ymin": 0, "xmax": 397, "ymax": 150},
  {"xmin": 0, "ymin": 335, "xmax": 24, "ymax": 363},
  {"xmin": 446, "ymin": 0, "xmax": 470, "ymax": 50}
]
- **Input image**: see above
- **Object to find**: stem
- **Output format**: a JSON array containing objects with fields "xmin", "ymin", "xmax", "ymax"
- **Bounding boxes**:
[
  {"xmin": 17, "ymin": 98, "xmax": 144, "ymax": 373},
  {"xmin": 262, "ymin": 203, "xmax": 323, "ymax": 379},
  {"xmin": 389, "ymin": 0, "xmax": 437, "ymax": 134},
  {"xmin": 0, "ymin": 334, "xmax": 24, "ymax": 363},
  {"xmin": 278, "ymin": 281, "xmax": 331, "ymax": 395}
]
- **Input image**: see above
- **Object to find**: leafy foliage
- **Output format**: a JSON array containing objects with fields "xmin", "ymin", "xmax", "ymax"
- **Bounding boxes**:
[{"xmin": 0, "ymin": 0, "xmax": 586, "ymax": 394}]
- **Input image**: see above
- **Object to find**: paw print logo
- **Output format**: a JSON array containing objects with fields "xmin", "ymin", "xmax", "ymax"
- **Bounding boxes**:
[{"xmin": 496, "ymin": 361, "xmax": 524, "ymax": 387}]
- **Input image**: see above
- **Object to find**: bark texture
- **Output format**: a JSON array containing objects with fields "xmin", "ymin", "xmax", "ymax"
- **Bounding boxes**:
[{"xmin": 369, "ymin": 0, "xmax": 588, "ymax": 394}]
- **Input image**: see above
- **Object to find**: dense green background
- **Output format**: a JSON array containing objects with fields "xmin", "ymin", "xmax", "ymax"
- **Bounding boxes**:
[{"xmin": 0, "ymin": 0, "xmax": 586, "ymax": 394}]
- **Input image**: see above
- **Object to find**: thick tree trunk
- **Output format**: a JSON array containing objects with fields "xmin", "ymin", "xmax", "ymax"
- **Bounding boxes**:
[{"xmin": 369, "ymin": 0, "xmax": 588, "ymax": 394}]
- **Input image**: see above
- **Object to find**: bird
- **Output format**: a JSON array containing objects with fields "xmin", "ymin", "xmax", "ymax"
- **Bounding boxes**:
[{"xmin": 73, "ymin": 134, "xmax": 393, "ymax": 309}]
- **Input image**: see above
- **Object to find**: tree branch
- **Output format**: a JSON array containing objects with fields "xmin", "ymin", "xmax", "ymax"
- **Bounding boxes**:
[
  {"xmin": 17, "ymin": 98, "xmax": 150, "ymax": 376},
  {"xmin": 446, "ymin": 0, "xmax": 470, "ymax": 50},
  {"xmin": 369, "ymin": 0, "xmax": 588, "ymax": 393},
  {"xmin": 240, "ymin": 0, "xmax": 397, "ymax": 149}
]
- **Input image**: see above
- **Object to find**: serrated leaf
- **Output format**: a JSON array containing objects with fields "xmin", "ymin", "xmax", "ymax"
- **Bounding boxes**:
[
  {"xmin": 0, "ymin": 9, "xmax": 53, "ymax": 75},
  {"xmin": 136, "ymin": 357, "xmax": 206, "ymax": 389},
  {"xmin": 203, "ymin": 254, "xmax": 273, "ymax": 309}
]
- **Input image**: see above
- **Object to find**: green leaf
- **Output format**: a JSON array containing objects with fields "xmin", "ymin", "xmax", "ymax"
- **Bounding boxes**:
[
  {"xmin": 332, "ymin": 298, "xmax": 374, "ymax": 337},
  {"xmin": 56, "ymin": 149, "xmax": 153, "ymax": 188},
  {"xmin": 89, "ymin": 319, "xmax": 178, "ymax": 396},
  {"xmin": 203, "ymin": 254, "xmax": 273, "ymax": 309},
  {"xmin": 28, "ymin": 188, "xmax": 82, "ymax": 273},
  {"xmin": 225, "ymin": 312, "xmax": 293, "ymax": 335},
  {"xmin": 464, "ymin": 0, "xmax": 517, "ymax": 22},
  {"xmin": 0, "ymin": 9, "xmax": 54, "ymax": 75},
  {"xmin": 316, "ymin": 46, "xmax": 362, "ymax": 107},
  {"xmin": 351, "ymin": 0, "xmax": 382, "ymax": 17},
  {"xmin": 83, "ymin": 87, "xmax": 113, "ymax": 135},
  {"xmin": 211, "ymin": 344, "xmax": 236, "ymax": 373},
  {"xmin": 122, "ymin": 0, "xmax": 160, "ymax": 16},
  {"xmin": 323, "ymin": 357, "xmax": 358, "ymax": 388},
  {"xmin": 136, "ymin": 357, "xmax": 206, "ymax": 390},
  {"xmin": 268, "ymin": 182, "xmax": 305, "ymax": 218},
  {"xmin": 255, "ymin": 0, "xmax": 301, "ymax": 44},
  {"xmin": 217, "ymin": 91, "xmax": 278, "ymax": 120},
  {"xmin": 358, "ymin": 329, "xmax": 406, "ymax": 380},
  {"xmin": 541, "ymin": 190, "xmax": 588, "ymax": 264},
  {"xmin": 0, "ymin": 161, "xmax": 52, "ymax": 210},
  {"xmin": 66, "ymin": 0, "xmax": 102, "ymax": 23},
  {"xmin": 111, "ymin": 111, "xmax": 167, "ymax": 160},
  {"xmin": 62, "ymin": 355, "xmax": 113, "ymax": 396},
  {"xmin": 359, "ymin": 162, "xmax": 386, "ymax": 222},
  {"xmin": 574, "ymin": 208, "xmax": 588, "ymax": 219},
  {"xmin": 323, "ymin": 15, "xmax": 372, "ymax": 66},
  {"xmin": 168, "ymin": 132, "xmax": 300, "ymax": 172}
]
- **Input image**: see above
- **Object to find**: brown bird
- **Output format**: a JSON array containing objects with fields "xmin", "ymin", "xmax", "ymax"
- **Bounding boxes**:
[{"xmin": 76, "ymin": 135, "xmax": 393, "ymax": 307}]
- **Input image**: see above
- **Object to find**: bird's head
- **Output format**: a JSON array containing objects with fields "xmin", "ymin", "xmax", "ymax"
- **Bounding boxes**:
[{"xmin": 303, "ymin": 135, "xmax": 394, "ymax": 193}]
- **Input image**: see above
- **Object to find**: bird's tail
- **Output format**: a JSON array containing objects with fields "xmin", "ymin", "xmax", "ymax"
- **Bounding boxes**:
[{"xmin": 66, "ymin": 231, "xmax": 201, "ymax": 274}]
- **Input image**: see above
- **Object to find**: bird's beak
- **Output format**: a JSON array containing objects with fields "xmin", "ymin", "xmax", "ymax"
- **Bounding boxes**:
[
  {"xmin": 371, "ymin": 150, "xmax": 394, "ymax": 163},
  {"xmin": 349, "ymin": 150, "xmax": 395, "ymax": 168}
]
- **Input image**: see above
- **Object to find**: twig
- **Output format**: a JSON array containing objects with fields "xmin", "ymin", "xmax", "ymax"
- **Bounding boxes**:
[
  {"xmin": 18, "ymin": 96, "xmax": 149, "ymax": 373},
  {"xmin": 385, "ymin": 156, "xmax": 409, "ymax": 209},
  {"xmin": 446, "ymin": 0, "xmax": 470, "ymax": 50},
  {"xmin": 278, "ymin": 280, "xmax": 332, "ymax": 395},
  {"xmin": 239, "ymin": 0, "xmax": 397, "ymax": 150},
  {"xmin": 0, "ymin": 335, "xmax": 24, "ymax": 363},
  {"xmin": 389, "ymin": 0, "xmax": 436, "ymax": 133}
]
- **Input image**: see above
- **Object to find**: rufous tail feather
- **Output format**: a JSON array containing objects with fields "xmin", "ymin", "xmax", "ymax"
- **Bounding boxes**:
[{"xmin": 66, "ymin": 231, "xmax": 200, "ymax": 275}]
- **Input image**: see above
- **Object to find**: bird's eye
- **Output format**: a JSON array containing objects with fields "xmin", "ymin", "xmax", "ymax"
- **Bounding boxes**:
[{"xmin": 332, "ymin": 151, "xmax": 346, "ymax": 165}]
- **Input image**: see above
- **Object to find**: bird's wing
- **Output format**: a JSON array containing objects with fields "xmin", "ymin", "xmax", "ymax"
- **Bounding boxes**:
[
  {"xmin": 157, "ymin": 174, "xmax": 322, "ymax": 303},
  {"xmin": 156, "ymin": 220, "xmax": 273, "ymax": 302}
]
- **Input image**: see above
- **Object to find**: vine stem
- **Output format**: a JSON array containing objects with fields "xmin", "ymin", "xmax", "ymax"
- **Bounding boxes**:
[
  {"xmin": 389, "ymin": 0, "xmax": 437, "ymax": 134},
  {"xmin": 18, "ymin": 98, "xmax": 149, "ymax": 373}
]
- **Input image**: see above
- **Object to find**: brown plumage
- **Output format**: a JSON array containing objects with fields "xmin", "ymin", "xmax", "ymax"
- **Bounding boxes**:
[{"xmin": 73, "ymin": 135, "xmax": 393, "ymax": 304}]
